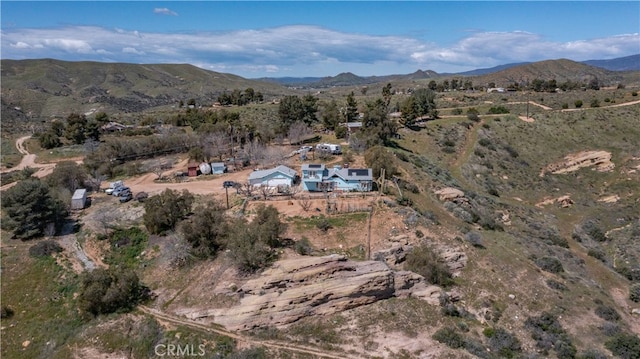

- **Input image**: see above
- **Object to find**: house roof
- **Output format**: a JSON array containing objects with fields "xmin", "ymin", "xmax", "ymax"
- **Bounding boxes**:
[
  {"xmin": 327, "ymin": 168, "xmax": 372, "ymax": 181},
  {"xmin": 249, "ymin": 165, "xmax": 297, "ymax": 180},
  {"xmin": 301, "ymin": 163, "xmax": 325, "ymax": 171}
]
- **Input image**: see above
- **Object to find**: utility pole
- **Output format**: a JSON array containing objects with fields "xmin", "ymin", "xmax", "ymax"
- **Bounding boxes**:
[
  {"xmin": 225, "ymin": 186, "xmax": 230, "ymax": 209},
  {"xmin": 526, "ymin": 91, "xmax": 530, "ymax": 119}
]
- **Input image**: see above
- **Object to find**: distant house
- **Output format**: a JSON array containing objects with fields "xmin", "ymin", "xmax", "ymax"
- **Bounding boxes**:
[
  {"xmin": 71, "ymin": 188, "xmax": 87, "ymax": 210},
  {"xmin": 211, "ymin": 162, "xmax": 227, "ymax": 174},
  {"xmin": 301, "ymin": 164, "xmax": 372, "ymax": 192},
  {"xmin": 344, "ymin": 121, "xmax": 362, "ymax": 136},
  {"xmin": 187, "ymin": 163, "xmax": 199, "ymax": 177},
  {"xmin": 248, "ymin": 165, "xmax": 298, "ymax": 189},
  {"xmin": 101, "ymin": 121, "xmax": 129, "ymax": 132}
]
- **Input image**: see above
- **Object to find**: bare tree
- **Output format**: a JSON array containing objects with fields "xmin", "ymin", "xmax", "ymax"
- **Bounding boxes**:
[
  {"xmin": 259, "ymin": 185, "xmax": 272, "ymax": 200},
  {"xmin": 259, "ymin": 146, "xmax": 290, "ymax": 167},
  {"xmin": 243, "ymin": 182, "xmax": 255, "ymax": 197},
  {"xmin": 288, "ymin": 121, "xmax": 312, "ymax": 146},
  {"xmin": 95, "ymin": 207, "xmax": 118, "ymax": 236},
  {"xmin": 204, "ymin": 131, "xmax": 229, "ymax": 161},
  {"xmin": 299, "ymin": 196, "xmax": 312, "ymax": 211}
]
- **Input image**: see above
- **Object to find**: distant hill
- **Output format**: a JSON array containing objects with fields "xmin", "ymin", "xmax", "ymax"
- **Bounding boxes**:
[
  {"xmin": 0, "ymin": 59, "xmax": 292, "ymax": 120},
  {"xmin": 454, "ymin": 62, "xmax": 531, "ymax": 76},
  {"xmin": 470, "ymin": 58, "xmax": 627, "ymax": 88},
  {"xmin": 583, "ymin": 54, "xmax": 640, "ymax": 71},
  {"xmin": 260, "ymin": 69, "xmax": 439, "ymax": 88}
]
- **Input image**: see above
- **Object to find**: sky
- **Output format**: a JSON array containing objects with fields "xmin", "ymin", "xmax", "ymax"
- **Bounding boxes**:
[{"xmin": 1, "ymin": 1, "xmax": 639, "ymax": 78}]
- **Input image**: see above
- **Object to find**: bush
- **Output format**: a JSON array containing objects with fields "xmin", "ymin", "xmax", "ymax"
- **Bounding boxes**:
[
  {"xmin": 535, "ymin": 256, "xmax": 564, "ymax": 273},
  {"xmin": 604, "ymin": 333, "xmax": 640, "ymax": 359},
  {"xmin": 77, "ymin": 268, "xmax": 149, "ymax": 316},
  {"xmin": 488, "ymin": 106, "xmax": 510, "ymax": 114},
  {"xmin": 226, "ymin": 219, "xmax": 277, "ymax": 273},
  {"xmin": 575, "ymin": 100, "xmax": 583, "ymax": 108},
  {"xmin": 629, "ymin": 283, "xmax": 640, "ymax": 303},
  {"xmin": 590, "ymin": 99, "xmax": 600, "ymax": 108},
  {"xmin": 464, "ymin": 231, "xmax": 484, "ymax": 248},
  {"xmin": 143, "ymin": 189, "xmax": 194, "ymax": 234},
  {"xmin": 432, "ymin": 327, "xmax": 464, "ymax": 349},
  {"xmin": 294, "ymin": 237, "xmax": 313, "ymax": 255},
  {"xmin": 546, "ymin": 279, "xmax": 568, "ymax": 291},
  {"xmin": 595, "ymin": 305, "xmax": 620, "ymax": 321},
  {"xmin": 406, "ymin": 244, "xmax": 454, "ymax": 286},
  {"xmin": 525, "ymin": 312, "xmax": 576, "ymax": 358},
  {"xmin": 316, "ymin": 217, "xmax": 332, "ymax": 232},
  {"xmin": 587, "ymin": 248, "xmax": 606, "ymax": 261},
  {"xmin": 1, "ymin": 306, "xmax": 14, "ymax": 319},
  {"xmin": 29, "ymin": 240, "xmax": 63, "ymax": 257},
  {"xmin": 487, "ymin": 328, "xmax": 522, "ymax": 358}
]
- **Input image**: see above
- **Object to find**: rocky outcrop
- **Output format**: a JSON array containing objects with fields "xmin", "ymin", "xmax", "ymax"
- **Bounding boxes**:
[
  {"xmin": 435, "ymin": 187, "xmax": 465, "ymax": 201},
  {"xmin": 540, "ymin": 150, "xmax": 614, "ymax": 176},
  {"xmin": 211, "ymin": 254, "xmax": 440, "ymax": 331}
]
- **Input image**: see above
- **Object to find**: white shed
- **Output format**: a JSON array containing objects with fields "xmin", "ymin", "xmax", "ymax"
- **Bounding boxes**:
[{"xmin": 71, "ymin": 189, "xmax": 87, "ymax": 210}]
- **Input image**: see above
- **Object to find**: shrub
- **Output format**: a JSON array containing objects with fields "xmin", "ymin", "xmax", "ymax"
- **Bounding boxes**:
[
  {"xmin": 432, "ymin": 327, "xmax": 464, "ymax": 349},
  {"xmin": 294, "ymin": 237, "xmax": 313, "ymax": 255},
  {"xmin": 29, "ymin": 240, "xmax": 63, "ymax": 257},
  {"xmin": 1, "ymin": 306, "xmax": 14, "ymax": 319},
  {"xmin": 478, "ymin": 138, "xmax": 492, "ymax": 147},
  {"xmin": 316, "ymin": 217, "xmax": 332, "ymax": 232},
  {"xmin": 488, "ymin": 106, "xmax": 509, "ymax": 114},
  {"xmin": 77, "ymin": 268, "xmax": 149, "ymax": 316},
  {"xmin": 143, "ymin": 189, "xmax": 194, "ymax": 234},
  {"xmin": 535, "ymin": 256, "xmax": 564, "ymax": 273},
  {"xmin": 487, "ymin": 328, "xmax": 522, "ymax": 358},
  {"xmin": 406, "ymin": 243, "xmax": 454, "ymax": 286},
  {"xmin": 595, "ymin": 305, "xmax": 620, "ymax": 321},
  {"xmin": 587, "ymin": 248, "xmax": 606, "ymax": 261},
  {"xmin": 629, "ymin": 283, "xmax": 640, "ymax": 303},
  {"xmin": 604, "ymin": 333, "xmax": 640, "ymax": 359},
  {"xmin": 575, "ymin": 100, "xmax": 583, "ymax": 108},
  {"xmin": 590, "ymin": 99, "xmax": 600, "ymax": 108},
  {"xmin": 546, "ymin": 279, "xmax": 568, "ymax": 291},
  {"xmin": 464, "ymin": 231, "xmax": 484, "ymax": 248},
  {"xmin": 525, "ymin": 312, "xmax": 576, "ymax": 358}
]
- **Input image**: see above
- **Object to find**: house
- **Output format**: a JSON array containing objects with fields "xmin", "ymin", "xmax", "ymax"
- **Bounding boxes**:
[
  {"xmin": 71, "ymin": 188, "xmax": 87, "ymax": 210},
  {"xmin": 101, "ymin": 121, "xmax": 129, "ymax": 132},
  {"xmin": 345, "ymin": 121, "xmax": 362, "ymax": 135},
  {"xmin": 301, "ymin": 164, "xmax": 372, "ymax": 192},
  {"xmin": 187, "ymin": 163, "xmax": 199, "ymax": 177},
  {"xmin": 211, "ymin": 162, "xmax": 227, "ymax": 174},
  {"xmin": 248, "ymin": 165, "xmax": 298, "ymax": 189}
]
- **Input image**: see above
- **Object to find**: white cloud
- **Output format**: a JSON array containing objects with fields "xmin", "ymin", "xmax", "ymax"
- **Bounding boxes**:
[
  {"xmin": 1, "ymin": 25, "xmax": 638, "ymax": 76},
  {"xmin": 154, "ymin": 8, "xmax": 178, "ymax": 16}
]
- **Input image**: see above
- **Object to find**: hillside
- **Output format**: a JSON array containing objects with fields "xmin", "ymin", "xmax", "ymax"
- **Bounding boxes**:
[{"xmin": 0, "ymin": 59, "xmax": 293, "ymax": 120}]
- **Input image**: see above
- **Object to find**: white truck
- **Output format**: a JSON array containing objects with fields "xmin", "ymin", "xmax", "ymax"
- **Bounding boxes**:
[{"xmin": 105, "ymin": 180, "xmax": 124, "ymax": 195}]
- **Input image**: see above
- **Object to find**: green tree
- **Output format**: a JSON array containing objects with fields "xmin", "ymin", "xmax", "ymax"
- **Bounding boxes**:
[
  {"xmin": 143, "ymin": 189, "xmax": 194, "ymax": 234},
  {"xmin": 78, "ymin": 268, "xmax": 148, "ymax": 316},
  {"xmin": 64, "ymin": 112, "xmax": 88, "ymax": 144},
  {"xmin": 401, "ymin": 88, "xmax": 437, "ymax": 125},
  {"xmin": 364, "ymin": 146, "xmax": 397, "ymax": 180},
  {"xmin": 301, "ymin": 93, "xmax": 318, "ymax": 125},
  {"xmin": 47, "ymin": 161, "xmax": 87, "ymax": 192},
  {"xmin": 278, "ymin": 95, "xmax": 306, "ymax": 136},
  {"xmin": 321, "ymin": 99, "xmax": 340, "ymax": 130},
  {"xmin": 251, "ymin": 204, "xmax": 287, "ymax": 248},
  {"xmin": 382, "ymin": 83, "xmax": 393, "ymax": 107},
  {"xmin": 361, "ymin": 98, "xmax": 397, "ymax": 147},
  {"xmin": 343, "ymin": 91, "xmax": 359, "ymax": 123},
  {"xmin": 179, "ymin": 200, "xmax": 228, "ymax": 258},
  {"xmin": 38, "ymin": 131, "xmax": 62, "ymax": 149},
  {"xmin": 1, "ymin": 178, "xmax": 66, "ymax": 239},
  {"xmin": 94, "ymin": 111, "xmax": 109, "ymax": 124},
  {"xmin": 226, "ymin": 219, "xmax": 276, "ymax": 273}
]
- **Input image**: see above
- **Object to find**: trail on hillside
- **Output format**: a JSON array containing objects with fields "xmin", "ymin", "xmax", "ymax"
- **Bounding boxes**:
[{"xmin": 137, "ymin": 305, "xmax": 355, "ymax": 359}]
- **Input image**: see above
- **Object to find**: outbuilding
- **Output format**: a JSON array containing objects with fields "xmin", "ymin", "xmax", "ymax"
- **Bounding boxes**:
[
  {"xmin": 187, "ymin": 163, "xmax": 199, "ymax": 177},
  {"xmin": 71, "ymin": 189, "xmax": 87, "ymax": 210},
  {"xmin": 211, "ymin": 162, "xmax": 227, "ymax": 174}
]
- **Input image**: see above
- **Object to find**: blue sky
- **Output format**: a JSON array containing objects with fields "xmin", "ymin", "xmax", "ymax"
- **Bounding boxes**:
[{"xmin": 2, "ymin": 1, "xmax": 639, "ymax": 78}]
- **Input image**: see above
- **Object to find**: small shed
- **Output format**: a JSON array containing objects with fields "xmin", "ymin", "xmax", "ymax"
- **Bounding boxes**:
[
  {"xmin": 211, "ymin": 162, "xmax": 226, "ymax": 174},
  {"xmin": 71, "ymin": 189, "xmax": 87, "ymax": 210},
  {"xmin": 187, "ymin": 163, "xmax": 199, "ymax": 177}
]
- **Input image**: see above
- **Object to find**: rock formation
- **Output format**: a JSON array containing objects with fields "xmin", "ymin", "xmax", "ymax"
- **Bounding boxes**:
[
  {"xmin": 540, "ymin": 150, "xmax": 614, "ymax": 177},
  {"xmin": 211, "ymin": 254, "xmax": 442, "ymax": 331}
]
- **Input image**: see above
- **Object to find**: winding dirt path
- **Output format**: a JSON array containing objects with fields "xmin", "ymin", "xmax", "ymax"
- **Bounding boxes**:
[{"xmin": 137, "ymin": 305, "xmax": 355, "ymax": 359}]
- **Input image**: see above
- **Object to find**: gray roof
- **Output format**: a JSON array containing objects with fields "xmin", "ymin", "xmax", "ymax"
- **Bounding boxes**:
[
  {"xmin": 249, "ymin": 165, "xmax": 297, "ymax": 180},
  {"xmin": 211, "ymin": 162, "xmax": 226, "ymax": 167},
  {"xmin": 301, "ymin": 163, "xmax": 326, "ymax": 171},
  {"xmin": 327, "ymin": 168, "xmax": 372, "ymax": 181},
  {"xmin": 72, "ymin": 188, "xmax": 87, "ymax": 200}
]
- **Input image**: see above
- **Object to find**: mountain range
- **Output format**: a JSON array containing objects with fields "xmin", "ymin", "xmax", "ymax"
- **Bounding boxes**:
[{"xmin": 1, "ymin": 55, "xmax": 638, "ymax": 121}]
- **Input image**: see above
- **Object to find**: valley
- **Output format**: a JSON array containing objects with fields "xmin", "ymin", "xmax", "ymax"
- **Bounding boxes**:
[{"xmin": 1, "ymin": 58, "xmax": 640, "ymax": 359}]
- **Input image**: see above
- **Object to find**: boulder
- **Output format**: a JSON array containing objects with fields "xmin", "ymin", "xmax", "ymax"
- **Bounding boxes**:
[{"xmin": 211, "ymin": 254, "xmax": 439, "ymax": 331}]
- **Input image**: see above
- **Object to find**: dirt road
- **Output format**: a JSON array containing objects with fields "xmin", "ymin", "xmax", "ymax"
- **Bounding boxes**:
[{"xmin": 137, "ymin": 305, "xmax": 355, "ymax": 359}]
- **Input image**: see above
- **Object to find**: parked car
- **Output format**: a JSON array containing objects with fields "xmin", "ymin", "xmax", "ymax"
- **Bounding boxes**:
[
  {"xmin": 105, "ymin": 180, "xmax": 124, "ymax": 195},
  {"xmin": 300, "ymin": 145, "xmax": 313, "ymax": 152},
  {"xmin": 119, "ymin": 192, "xmax": 133, "ymax": 203},
  {"xmin": 112, "ymin": 186, "xmax": 130, "ymax": 197},
  {"xmin": 223, "ymin": 180, "xmax": 236, "ymax": 188}
]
